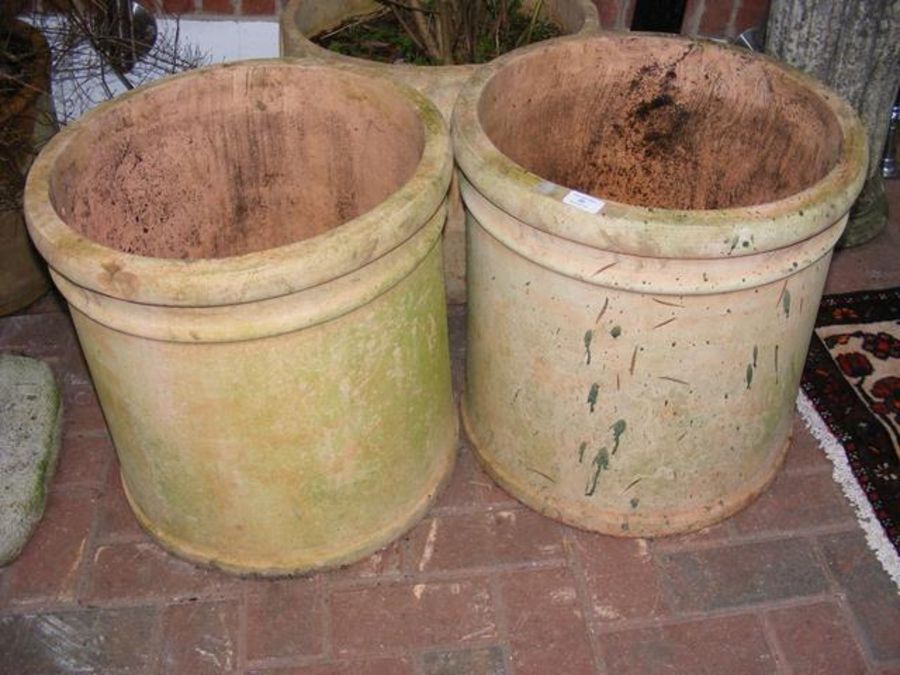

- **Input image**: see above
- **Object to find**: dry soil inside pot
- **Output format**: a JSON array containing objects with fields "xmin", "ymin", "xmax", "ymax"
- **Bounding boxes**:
[
  {"xmin": 49, "ymin": 66, "xmax": 425, "ymax": 259},
  {"xmin": 479, "ymin": 38, "xmax": 843, "ymax": 210}
]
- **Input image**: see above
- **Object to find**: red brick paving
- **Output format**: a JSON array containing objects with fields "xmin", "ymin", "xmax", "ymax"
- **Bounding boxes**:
[
  {"xmin": 595, "ymin": 614, "xmax": 776, "ymax": 674},
  {"xmin": 245, "ymin": 578, "xmax": 324, "ymax": 663},
  {"xmin": 1, "ymin": 489, "xmax": 98, "ymax": 607},
  {"xmin": 500, "ymin": 566, "xmax": 595, "ymax": 675},
  {"xmin": 569, "ymin": 532, "xmax": 666, "ymax": 624},
  {"xmin": 766, "ymin": 601, "xmax": 869, "ymax": 675},
  {"xmin": 52, "ymin": 432, "xmax": 113, "ymax": 489},
  {"xmin": 818, "ymin": 532, "xmax": 900, "ymax": 663},
  {"xmin": 1, "ymin": 186, "xmax": 898, "ymax": 672},
  {"xmin": 85, "ymin": 540, "xmax": 241, "ymax": 604},
  {"xmin": 94, "ymin": 460, "xmax": 153, "ymax": 543},
  {"xmin": 330, "ymin": 578, "xmax": 497, "ymax": 656},
  {"xmin": 162, "ymin": 600, "xmax": 242, "ymax": 673}
]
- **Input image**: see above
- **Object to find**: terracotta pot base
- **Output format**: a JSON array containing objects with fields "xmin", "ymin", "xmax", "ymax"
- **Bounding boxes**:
[
  {"xmin": 119, "ymin": 429, "xmax": 455, "ymax": 576},
  {"xmin": 462, "ymin": 399, "xmax": 790, "ymax": 537}
]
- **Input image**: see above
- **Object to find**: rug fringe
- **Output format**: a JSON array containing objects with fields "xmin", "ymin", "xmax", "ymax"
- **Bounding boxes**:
[{"xmin": 796, "ymin": 392, "xmax": 900, "ymax": 592}]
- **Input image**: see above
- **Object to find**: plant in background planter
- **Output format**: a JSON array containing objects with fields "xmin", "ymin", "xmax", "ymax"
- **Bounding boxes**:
[
  {"xmin": 321, "ymin": 0, "xmax": 563, "ymax": 66},
  {"xmin": 1, "ymin": 1, "xmax": 53, "ymax": 315},
  {"xmin": 280, "ymin": 0, "xmax": 600, "ymax": 304},
  {"xmin": 0, "ymin": 1, "xmax": 205, "ymax": 316},
  {"xmin": 32, "ymin": 0, "xmax": 206, "ymax": 124}
]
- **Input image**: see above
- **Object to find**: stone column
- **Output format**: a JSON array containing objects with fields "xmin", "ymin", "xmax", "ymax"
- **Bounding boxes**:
[{"xmin": 766, "ymin": 0, "xmax": 900, "ymax": 246}]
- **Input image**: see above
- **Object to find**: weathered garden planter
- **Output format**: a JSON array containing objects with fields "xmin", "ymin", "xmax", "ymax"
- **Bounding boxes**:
[
  {"xmin": 0, "ymin": 19, "xmax": 52, "ymax": 316},
  {"xmin": 454, "ymin": 34, "xmax": 867, "ymax": 536},
  {"xmin": 24, "ymin": 60, "xmax": 457, "ymax": 574},
  {"xmin": 280, "ymin": 0, "xmax": 600, "ymax": 304}
]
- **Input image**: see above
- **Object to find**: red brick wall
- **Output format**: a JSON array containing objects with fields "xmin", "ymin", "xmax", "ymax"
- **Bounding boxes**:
[
  {"xmin": 681, "ymin": 0, "xmax": 770, "ymax": 37},
  {"xmin": 592, "ymin": 0, "xmax": 637, "ymax": 30},
  {"xmin": 593, "ymin": 0, "xmax": 769, "ymax": 37},
  {"xmin": 19, "ymin": 0, "xmax": 282, "ymax": 18},
  {"xmin": 147, "ymin": 0, "xmax": 772, "ymax": 32},
  {"xmin": 158, "ymin": 0, "xmax": 281, "ymax": 16}
]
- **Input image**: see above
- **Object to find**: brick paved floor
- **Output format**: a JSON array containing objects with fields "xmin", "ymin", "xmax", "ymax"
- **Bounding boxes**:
[{"xmin": 1, "ymin": 183, "xmax": 899, "ymax": 674}]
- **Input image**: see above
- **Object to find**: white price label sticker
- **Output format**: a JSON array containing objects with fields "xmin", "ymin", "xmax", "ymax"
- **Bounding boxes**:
[{"xmin": 562, "ymin": 190, "xmax": 605, "ymax": 214}]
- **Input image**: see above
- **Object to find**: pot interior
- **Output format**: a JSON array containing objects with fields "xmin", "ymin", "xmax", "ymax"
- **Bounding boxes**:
[
  {"xmin": 49, "ymin": 65, "xmax": 425, "ymax": 259},
  {"xmin": 478, "ymin": 37, "xmax": 843, "ymax": 211}
]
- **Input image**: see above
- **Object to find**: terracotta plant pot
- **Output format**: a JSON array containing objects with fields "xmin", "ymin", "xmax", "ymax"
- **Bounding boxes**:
[
  {"xmin": 0, "ymin": 19, "xmax": 52, "ymax": 316},
  {"xmin": 280, "ymin": 0, "xmax": 601, "ymax": 304},
  {"xmin": 453, "ymin": 34, "xmax": 867, "ymax": 537},
  {"xmin": 25, "ymin": 60, "xmax": 457, "ymax": 575}
]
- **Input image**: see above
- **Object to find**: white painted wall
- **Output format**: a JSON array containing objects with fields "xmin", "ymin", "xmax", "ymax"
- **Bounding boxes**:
[
  {"xmin": 173, "ymin": 18, "xmax": 279, "ymax": 63},
  {"xmin": 37, "ymin": 16, "xmax": 280, "ymax": 123}
]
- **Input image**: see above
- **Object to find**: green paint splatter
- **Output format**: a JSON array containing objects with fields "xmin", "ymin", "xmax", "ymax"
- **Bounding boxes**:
[
  {"xmin": 746, "ymin": 363, "xmax": 754, "ymax": 389},
  {"xmin": 585, "ymin": 447, "xmax": 609, "ymax": 496},
  {"xmin": 630, "ymin": 497, "xmax": 640, "ymax": 509},
  {"xmin": 587, "ymin": 383, "xmax": 599, "ymax": 413},
  {"xmin": 578, "ymin": 441, "xmax": 587, "ymax": 463},
  {"xmin": 782, "ymin": 289, "xmax": 791, "ymax": 318},
  {"xmin": 584, "ymin": 330, "xmax": 593, "ymax": 365},
  {"xmin": 610, "ymin": 419, "xmax": 627, "ymax": 454},
  {"xmin": 610, "ymin": 325, "xmax": 622, "ymax": 338},
  {"xmin": 752, "ymin": 345, "xmax": 758, "ymax": 368}
]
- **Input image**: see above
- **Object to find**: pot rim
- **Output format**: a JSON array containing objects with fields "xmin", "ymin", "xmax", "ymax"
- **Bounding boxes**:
[
  {"xmin": 279, "ymin": 0, "xmax": 601, "ymax": 71},
  {"xmin": 452, "ymin": 32, "xmax": 869, "ymax": 260},
  {"xmin": 24, "ymin": 58, "xmax": 453, "ymax": 307}
]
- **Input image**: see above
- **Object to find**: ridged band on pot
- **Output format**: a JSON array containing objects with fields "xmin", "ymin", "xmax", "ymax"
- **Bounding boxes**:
[
  {"xmin": 280, "ymin": 0, "xmax": 601, "ymax": 304},
  {"xmin": 453, "ymin": 34, "xmax": 868, "ymax": 537},
  {"xmin": 1, "ymin": 19, "xmax": 52, "ymax": 316},
  {"xmin": 25, "ymin": 59, "xmax": 457, "ymax": 575}
]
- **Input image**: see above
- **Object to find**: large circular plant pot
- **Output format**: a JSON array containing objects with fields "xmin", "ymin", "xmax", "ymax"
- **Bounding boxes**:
[
  {"xmin": 24, "ymin": 60, "xmax": 457, "ymax": 575},
  {"xmin": 1, "ymin": 19, "xmax": 52, "ymax": 316},
  {"xmin": 453, "ymin": 34, "xmax": 867, "ymax": 537},
  {"xmin": 281, "ymin": 0, "xmax": 601, "ymax": 305}
]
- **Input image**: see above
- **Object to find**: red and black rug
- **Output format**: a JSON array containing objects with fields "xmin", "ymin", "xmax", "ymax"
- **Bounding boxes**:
[{"xmin": 799, "ymin": 286, "xmax": 900, "ymax": 587}]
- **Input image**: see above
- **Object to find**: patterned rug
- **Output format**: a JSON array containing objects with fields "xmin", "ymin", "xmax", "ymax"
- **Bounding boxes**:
[{"xmin": 799, "ymin": 286, "xmax": 900, "ymax": 587}]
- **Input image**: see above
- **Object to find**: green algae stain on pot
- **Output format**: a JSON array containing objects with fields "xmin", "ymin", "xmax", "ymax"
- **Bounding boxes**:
[
  {"xmin": 25, "ymin": 61, "xmax": 457, "ymax": 575},
  {"xmin": 583, "ymin": 329, "xmax": 593, "ymax": 364},
  {"xmin": 610, "ymin": 325, "xmax": 622, "ymax": 338}
]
